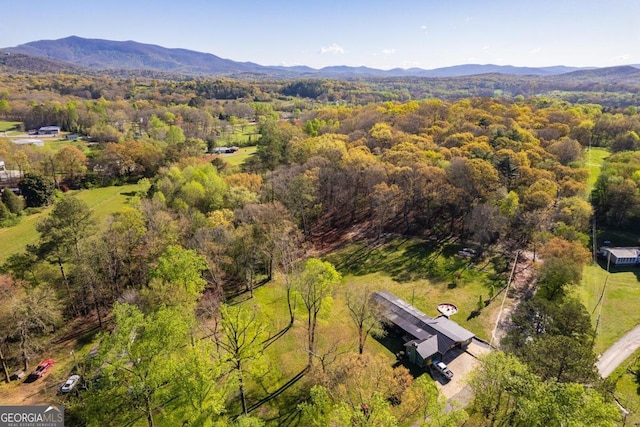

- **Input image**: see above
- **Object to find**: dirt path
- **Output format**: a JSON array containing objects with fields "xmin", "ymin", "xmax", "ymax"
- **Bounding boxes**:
[
  {"xmin": 489, "ymin": 251, "xmax": 536, "ymax": 347},
  {"xmin": 596, "ymin": 325, "xmax": 640, "ymax": 378},
  {"xmin": 0, "ymin": 317, "xmax": 103, "ymax": 405}
]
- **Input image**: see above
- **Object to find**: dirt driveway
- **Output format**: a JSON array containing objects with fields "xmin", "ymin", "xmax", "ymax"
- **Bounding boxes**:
[{"xmin": 435, "ymin": 339, "xmax": 492, "ymax": 406}]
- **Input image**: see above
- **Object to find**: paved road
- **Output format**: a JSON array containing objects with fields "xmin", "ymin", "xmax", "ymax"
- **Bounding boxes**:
[{"xmin": 596, "ymin": 324, "xmax": 640, "ymax": 378}]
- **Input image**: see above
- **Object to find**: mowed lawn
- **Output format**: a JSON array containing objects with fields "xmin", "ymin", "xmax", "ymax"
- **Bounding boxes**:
[
  {"xmin": 585, "ymin": 146, "xmax": 609, "ymax": 190},
  {"xmin": 0, "ymin": 183, "xmax": 147, "ymax": 263},
  {"xmin": 222, "ymin": 145, "xmax": 257, "ymax": 166},
  {"xmin": 0, "ymin": 121, "xmax": 21, "ymax": 132},
  {"xmin": 226, "ymin": 238, "xmax": 506, "ymax": 420},
  {"xmin": 577, "ymin": 263, "xmax": 640, "ymax": 354},
  {"xmin": 609, "ymin": 348, "xmax": 640, "ymax": 426}
]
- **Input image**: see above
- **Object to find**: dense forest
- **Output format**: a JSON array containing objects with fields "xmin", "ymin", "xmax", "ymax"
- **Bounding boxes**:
[{"xmin": 0, "ymin": 71, "xmax": 638, "ymax": 426}]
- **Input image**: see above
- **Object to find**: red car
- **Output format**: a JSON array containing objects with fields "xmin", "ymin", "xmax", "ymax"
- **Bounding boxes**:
[{"xmin": 30, "ymin": 358, "xmax": 55, "ymax": 379}]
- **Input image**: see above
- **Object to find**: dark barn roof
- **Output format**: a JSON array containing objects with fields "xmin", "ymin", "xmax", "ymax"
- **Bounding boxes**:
[{"xmin": 372, "ymin": 291, "xmax": 475, "ymax": 359}]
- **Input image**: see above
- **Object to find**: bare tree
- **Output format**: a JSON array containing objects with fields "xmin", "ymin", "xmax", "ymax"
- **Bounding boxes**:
[
  {"xmin": 345, "ymin": 285, "xmax": 386, "ymax": 354},
  {"xmin": 8, "ymin": 286, "xmax": 61, "ymax": 371}
]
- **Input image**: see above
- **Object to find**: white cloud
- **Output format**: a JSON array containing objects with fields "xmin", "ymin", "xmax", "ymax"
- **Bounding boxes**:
[
  {"xmin": 612, "ymin": 54, "xmax": 630, "ymax": 62},
  {"xmin": 420, "ymin": 25, "xmax": 427, "ymax": 31},
  {"xmin": 382, "ymin": 48, "xmax": 396, "ymax": 55},
  {"xmin": 529, "ymin": 47, "xmax": 541, "ymax": 54},
  {"xmin": 465, "ymin": 17, "xmax": 473, "ymax": 22},
  {"xmin": 320, "ymin": 43, "xmax": 345, "ymax": 54}
]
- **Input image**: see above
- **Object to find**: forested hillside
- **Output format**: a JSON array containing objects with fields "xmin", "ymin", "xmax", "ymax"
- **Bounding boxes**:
[{"xmin": 0, "ymin": 71, "xmax": 637, "ymax": 426}]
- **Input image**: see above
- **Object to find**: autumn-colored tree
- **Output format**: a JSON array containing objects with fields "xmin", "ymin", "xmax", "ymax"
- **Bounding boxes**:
[{"xmin": 53, "ymin": 145, "xmax": 87, "ymax": 183}]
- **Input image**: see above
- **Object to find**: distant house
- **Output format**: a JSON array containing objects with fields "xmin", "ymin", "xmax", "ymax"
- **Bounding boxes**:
[
  {"xmin": 66, "ymin": 134, "xmax": 80, "ymax": 141},
  {"xmin": 38, "ymin": 126, "xmax": 61, "ymax": 135},
  {"xmin": 372, "ymin": 291, "xmax": 475, "ymax": 368},
  {"xmin": 213, "ymin": 146, "xmax": 239, "ymax": 154},
  {"xmin": 599, "ymin": 247, "xmax": 640, "ymax": 266}
]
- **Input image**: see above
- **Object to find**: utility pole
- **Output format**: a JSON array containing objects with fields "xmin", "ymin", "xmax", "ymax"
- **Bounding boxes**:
[{"xmin": 490, "ymin": 250, "xmax": 520, "ymax": 348}]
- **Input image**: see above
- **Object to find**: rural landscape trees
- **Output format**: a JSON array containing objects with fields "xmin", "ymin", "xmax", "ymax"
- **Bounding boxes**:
[{"xmin": 0, "ymin": 65, "xmax": 639, "ymax": 426}]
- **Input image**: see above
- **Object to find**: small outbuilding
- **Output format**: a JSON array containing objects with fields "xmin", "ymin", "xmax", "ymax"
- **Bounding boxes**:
[{"xmin": 599, "ymin": 247, "xmax": 640, "ymax": 266}]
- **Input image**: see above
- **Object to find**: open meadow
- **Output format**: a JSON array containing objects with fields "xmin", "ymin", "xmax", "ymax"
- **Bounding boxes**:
[
  {"xmin": 0, "ymin": 182, "xmax": 147, "ymax": 263},
  {"xmin": 220, "ymin": 145, "xmax": 257, "ymax": 167},
  {"xmin": 201, "ymin": 237, "xmax": 507, "ymax": 421},
  {"xmin": 0, "ymin": 121, "xmax": 21, "ymax": 132}
]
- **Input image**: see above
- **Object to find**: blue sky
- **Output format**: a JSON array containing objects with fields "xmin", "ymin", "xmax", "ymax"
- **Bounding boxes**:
[{"xmin": 2, "ymin": 0, "xmax": 638, "ymax": 69}]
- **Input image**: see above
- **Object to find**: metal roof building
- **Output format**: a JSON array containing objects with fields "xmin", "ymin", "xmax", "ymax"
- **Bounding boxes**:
[
  {"xmin": 372, "ymin": 291, "xmax": 475, "ymax": 367},
  {"xmin": 599, "ymin": 247, "xmax": 640, "ymax": 266}
]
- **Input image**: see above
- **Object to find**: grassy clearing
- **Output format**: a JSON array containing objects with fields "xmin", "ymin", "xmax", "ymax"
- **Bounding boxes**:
[
  {"xmin": 225, "ymin": 237, "xmax": 506, "ymax": 421},
  {"xmin": 324, "ymin": 239, "xmax": 506, "ymax": 339},
  {"xmin": 0, "ymin": 121, "xmax": 21, "ymax": 132},
  {"xmin": 575, "ymin": 145, "xmax": 640, "ymax": 354},
  {"xmin": 0, "ymin": 183, "xmax": 147, "ymax": 263},
  {"xmin": 609, "ymin": 349, "xmax": 640, "ymax": 426},
  {"xmin": 577, "ymin": 261, "xmax": 640, "ymax": 355},
  {"xmin": 215, "ymin": 124, "xmax": 259, "ymax": 147},
  {"xmin": 222, "ymin": 145, "xmax": 257, "ymax": 167},
  {"xmin": 585, "ymin": 146, "xmax": 609, "ymax": 191},
  {"xmin": 44, "ymin": 138, "xmax": 92, "ymax": 154}
]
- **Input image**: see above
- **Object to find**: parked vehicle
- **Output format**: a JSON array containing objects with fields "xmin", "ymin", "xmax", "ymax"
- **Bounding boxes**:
[
  {"xmin": 433, "ymin": 361, "xmax": 454, "ymax": 380},
  {"xmin": 457, "ymin": 248, "xmax": 477, "ymax": 257},
  {"xmin": 29, "ymin": 358, "xmax": 55, "ymax": 379},
  {"xmin": 61, "ymin": 374, "xmax": 81, "ymax": 393},
  {"xmin": 9, "ymin": 370, "xmax": 25, "ymax": 381}
]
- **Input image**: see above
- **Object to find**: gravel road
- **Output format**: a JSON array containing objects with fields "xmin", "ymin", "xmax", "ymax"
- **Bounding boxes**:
[{"xmin": 596, "ymin": 324, "xmax": 640, "ymax": 378}]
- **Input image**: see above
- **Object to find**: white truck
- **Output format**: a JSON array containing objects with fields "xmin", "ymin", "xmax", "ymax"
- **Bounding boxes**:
[{"xmin": 433, "ymin": 361, "xmax": 454, "ymax": 380}]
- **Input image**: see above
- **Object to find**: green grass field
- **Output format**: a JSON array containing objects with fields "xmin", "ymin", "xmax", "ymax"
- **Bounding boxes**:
[
  {"xmin": 215, "ymin": 124, "xmax": 259, "ymax": 146},
  {"xmin": 576, "ymin": 264, "xmax": 640, "ymax": 354},
  {"xmin": 221, "ymin": 146, "xmax": 257, "ymax": 166},
  {"xmin": 0, "ymin": 183, "xmax": 147, "ymax": 263},
  {"xmin": 222, "ymin": 238, "xmax": 506, "ymax": 421},
  {"xmin": 585, "ymin": 146, "xmax": 609, "ymax": 191},
  {"xmin": 0, "ymin": 121, "xmax": 21, "ymax": 132},
  {"xmin": 575, "ymin": 145, "xmax": 640, "ymax": 354},
  {"xmin": 608, "ymin": 349, "xmax": 640, "ymax": 426}
]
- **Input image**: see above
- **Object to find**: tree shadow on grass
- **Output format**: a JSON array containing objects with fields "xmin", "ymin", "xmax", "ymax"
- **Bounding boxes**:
[
  {"xmin": 245, "ymin": 366, "xmax": 310, "ymax": 417},
  {"xmin": 329, "ymin": 237, "xmax": 466, "ymax": 283}
]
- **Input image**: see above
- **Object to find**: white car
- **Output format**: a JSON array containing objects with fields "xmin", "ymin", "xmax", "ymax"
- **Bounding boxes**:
[
  {"xmin": 61, "ymin": 374, "xmax": 81, "ymax": 393},
  {"xmin": 434, "ymin": 361, "xmax": 454, "ymax": 380}
]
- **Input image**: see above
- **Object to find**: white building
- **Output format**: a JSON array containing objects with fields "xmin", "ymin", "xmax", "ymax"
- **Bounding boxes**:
[
  {"xmin": 38, "ymin": 126, "xmax": 61, "ymax": 135},
  {"xmin": 599, "ymin": 247, "xmax": 640, "ymax": 266}
]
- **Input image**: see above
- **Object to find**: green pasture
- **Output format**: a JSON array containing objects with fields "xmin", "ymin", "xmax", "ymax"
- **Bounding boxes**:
[
  {"xmin": 221, "ymin": 145, "xmax": 257, "ymax": 166},
  {"xmin": 577, "ymin": 263, "xmax": 640, "ymax": 354},
  {"xmin": 215, "ymin": 123, "xmax": 259, "ymax": 146},
  {"xmin": 323, "ymin": 239, "xmax": 506, "ymax": 339},
  {"xmin": 575, "ymin": 145, "xmax": 640, "ymax": 354},
  {"xmin": 0, "ymin": 121, "xmax": 21, "ymax": 132},
  {"xmin": 0, "ymin": 182, "xmax": 147, "ymax": 263},
  {"xmin": 214, "ymin": 238, "xmax": 506, "ymax": 421},
  {"xmin": 585, "ymin": 146, "xmax": 609, "ymax": 191}
]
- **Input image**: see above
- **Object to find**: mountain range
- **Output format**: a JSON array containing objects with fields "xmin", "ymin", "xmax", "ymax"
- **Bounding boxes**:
[{"xmin": 2, "ymin": 36, "xmax": 623, "ymax": 79}]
